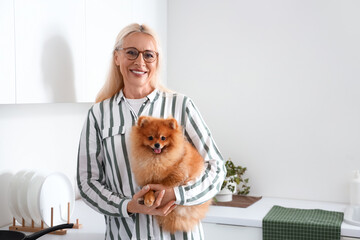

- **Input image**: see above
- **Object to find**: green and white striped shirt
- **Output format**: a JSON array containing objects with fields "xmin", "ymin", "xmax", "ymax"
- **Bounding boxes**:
[{"xmin": 77, "ymin": 89, "xmax": 225, "ymax": 240}]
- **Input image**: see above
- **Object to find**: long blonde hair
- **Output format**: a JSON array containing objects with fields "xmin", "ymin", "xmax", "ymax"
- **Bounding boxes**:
[{"xmin": 95, "ymin": 23, "xmax": 169, "ymax": 103}]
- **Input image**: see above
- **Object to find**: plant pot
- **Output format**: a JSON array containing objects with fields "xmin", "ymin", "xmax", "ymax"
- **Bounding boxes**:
[{"xmin": 215, "ymin": 180, "xmax": 237, "ymax": 202}]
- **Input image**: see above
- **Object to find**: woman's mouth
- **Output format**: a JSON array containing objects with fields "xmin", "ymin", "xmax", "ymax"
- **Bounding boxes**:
[{"xmin": 130, "ymin": 69, "xmax": 147, "ymax": 75}]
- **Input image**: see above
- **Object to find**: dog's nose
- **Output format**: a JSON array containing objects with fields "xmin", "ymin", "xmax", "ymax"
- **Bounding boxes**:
[{"xmin": 154, "ymin": 143, "xmax": 160, "ymax": 148}]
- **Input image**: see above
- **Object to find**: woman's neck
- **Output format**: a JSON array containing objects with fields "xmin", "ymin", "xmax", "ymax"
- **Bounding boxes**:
[{"xmin": 123, "ymin": 86, "xmax": 155, "ymax": 99}]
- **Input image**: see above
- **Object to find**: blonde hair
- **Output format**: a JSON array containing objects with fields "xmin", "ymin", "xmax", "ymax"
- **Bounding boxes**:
[{"xmin": 95, "ymin": 23, "xmax": 170, "ymax": 103}]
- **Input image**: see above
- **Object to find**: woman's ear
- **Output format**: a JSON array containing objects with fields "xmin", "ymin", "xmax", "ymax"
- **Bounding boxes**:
[
  {"xmin": 138, "ymin": 116, "xmax": 149, "ymax": 128},
  {"xmin": 114, "ymin": 50, "xmax": 120, "ymax": 66}
]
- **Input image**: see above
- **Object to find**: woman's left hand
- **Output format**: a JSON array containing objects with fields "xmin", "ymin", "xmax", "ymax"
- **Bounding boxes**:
[
  {"xmin": 147, "ymin": 184, "xmax": 177, "ymax": 209},
  {"xmin": 127, "ymin": 185, "xmax": 176, "ymax": 216}
]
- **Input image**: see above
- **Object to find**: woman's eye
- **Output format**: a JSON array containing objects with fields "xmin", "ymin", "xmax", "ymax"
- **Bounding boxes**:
[
  {"xmin": 126, "ymin": 49, "xmax": 138, "ymax": 57},
  {"xmin": 144, "ymin": 51, "xmax": 155, "ymax": 59},
  {"xmin": 161, "ymin": 136, "xmax": 166, "ymax": 141}
]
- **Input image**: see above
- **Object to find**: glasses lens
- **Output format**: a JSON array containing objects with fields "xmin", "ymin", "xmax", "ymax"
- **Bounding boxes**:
[
  {"xmin": 125, "ymin": 48, "xmax": 139, "ymax": 60},
  {"xmin": 143, "ymin": 51, "xmax": 157, "ymax": 63}
]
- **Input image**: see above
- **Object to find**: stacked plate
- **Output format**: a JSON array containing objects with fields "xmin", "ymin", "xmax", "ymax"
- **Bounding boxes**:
[
  {"xmin": 7, "ymin": 170, "xmax": 75, "ymax": 227},
  {"xmin": 0, "ymin": 171, "xmax": 14, "ymax": 227}
]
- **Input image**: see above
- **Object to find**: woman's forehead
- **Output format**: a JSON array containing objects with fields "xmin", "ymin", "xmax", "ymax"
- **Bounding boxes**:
[{"xmin": 122, "ymin": 32, "xmax": 157, "ymax": 51}]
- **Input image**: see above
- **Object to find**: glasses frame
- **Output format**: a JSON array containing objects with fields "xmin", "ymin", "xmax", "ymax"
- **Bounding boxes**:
[{"xmin": 117, "ymin": 47, "xmax": 159, "ymax": 63}]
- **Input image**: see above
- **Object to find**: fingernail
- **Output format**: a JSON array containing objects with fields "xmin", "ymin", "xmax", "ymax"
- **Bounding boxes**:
[
  {"xmin": 161, "ymin": 190, "xmax": 165, "ymax": 195},
  {"xmin": 144, "ymin": 185, "xmax": 149, "ymax": 190}
]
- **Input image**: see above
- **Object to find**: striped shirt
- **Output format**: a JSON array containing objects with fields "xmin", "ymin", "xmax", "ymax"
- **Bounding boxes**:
[{"xmin": 77, "ymin": 89, "xmax": 226, "ymax": 240}]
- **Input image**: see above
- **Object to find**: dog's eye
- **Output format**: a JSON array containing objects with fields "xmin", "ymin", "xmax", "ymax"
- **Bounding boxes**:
[
  {"xmin": 161, "ymin": 136, "xmax": 166, "ymax": 141},
  {"xmin": 148, "ymin": 136, "xmax": 153, "ymax": 141}
]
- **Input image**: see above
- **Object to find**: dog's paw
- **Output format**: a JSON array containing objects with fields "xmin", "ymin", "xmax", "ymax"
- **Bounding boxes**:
[{"xmin": 144, "ymin": 191, "xmax": 155, "ymax": 207}]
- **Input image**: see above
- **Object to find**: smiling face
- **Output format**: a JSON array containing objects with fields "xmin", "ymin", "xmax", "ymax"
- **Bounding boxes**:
[{"xmin": 114, "ymin": 32, "xmax": 158, "ymax": 97}]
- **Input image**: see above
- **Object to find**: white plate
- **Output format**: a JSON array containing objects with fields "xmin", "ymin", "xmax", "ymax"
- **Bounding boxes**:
[
  {"xmin": 17, "ymin": 170, "xmax": 36, "ymax": 225},
  {"xmin": 27, "ymin": 171, "xmax": 47, "ymax": 226},
  {"xmin": 8, "ymin": 170, "xmax": 27, "ymax": 225},
  {"xmin": 0, "ymin": 171, "xmax": 14, "ymax": 227},
  {"xmin": 39, "ymin": 172, "xmax": 75, "ymax": 227}
]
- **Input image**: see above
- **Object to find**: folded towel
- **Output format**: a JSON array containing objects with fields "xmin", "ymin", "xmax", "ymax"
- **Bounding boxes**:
[{"xmin": 263, "ymin": 205, "xmax": 344, "ymax": 240}]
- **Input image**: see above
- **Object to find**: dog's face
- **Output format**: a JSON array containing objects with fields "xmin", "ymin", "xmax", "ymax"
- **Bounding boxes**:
[{"xmin": 135, "ymin": 116, "xmax": 179, "ymax": 155}]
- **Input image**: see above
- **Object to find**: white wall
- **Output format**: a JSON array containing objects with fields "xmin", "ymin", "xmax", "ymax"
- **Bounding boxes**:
[
  {"xmin": 0, "ymin": 103, "xmax": 92, "ymax": 190},
  {"xmin": 167, "ymin": 0, "xmax": 360, "ymax": 203}
]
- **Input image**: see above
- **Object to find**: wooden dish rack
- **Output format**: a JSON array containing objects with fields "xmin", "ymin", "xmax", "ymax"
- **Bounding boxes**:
[{"xmin": 9, "ymin": 202, "xmax": 82, "ymax": 235}]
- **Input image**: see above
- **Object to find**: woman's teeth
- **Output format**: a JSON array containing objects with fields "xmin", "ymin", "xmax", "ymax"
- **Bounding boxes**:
[{"xmin": 131, "ymin": 70, "xmax": 146, "ymax": 75}]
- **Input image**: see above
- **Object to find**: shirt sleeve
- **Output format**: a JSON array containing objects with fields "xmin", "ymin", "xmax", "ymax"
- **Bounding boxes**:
[
  {"xmin": 173, "ymin": 98, "xmax": 226, "ymax": 206},
  {"xmin": 77, "ymin": 106, "xmax": 131, "ymax": 218}
]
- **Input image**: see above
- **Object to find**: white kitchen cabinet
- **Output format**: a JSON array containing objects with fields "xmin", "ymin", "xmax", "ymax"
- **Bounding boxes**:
[
  {"xmin": 1, "ymin": 0, "xmax": 167, "ymax": 104},
  {"xmin": 14, "ymin": 0, "xmax": 85, "ymax": 103},
  {"xmin": 202, "ymin": 222, "xmax": 262, "ymax": 240},
  {"xmin": 0, "ymin": 0, "xmax": 16, "ymax": 104}
]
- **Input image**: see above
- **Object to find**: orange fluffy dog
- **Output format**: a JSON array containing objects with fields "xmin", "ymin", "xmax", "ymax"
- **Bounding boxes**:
[{"xmin": 130, "ymin": 116, "xmax": 210, "ymax": 233}]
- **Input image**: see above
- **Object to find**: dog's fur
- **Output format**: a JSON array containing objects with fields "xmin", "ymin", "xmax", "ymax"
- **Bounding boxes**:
[{"xmin": 130, "ymin": 116, "xmax": 210, "ymax": 233}]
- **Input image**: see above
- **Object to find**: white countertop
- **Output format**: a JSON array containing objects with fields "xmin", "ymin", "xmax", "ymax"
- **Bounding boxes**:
[
  {"xmin": 2, "ymin": 198, "xmax": 360, "ymax": 239},
  {"xmin": 204, "ymin": 197, "xmax": 360, "ymax": 238}
]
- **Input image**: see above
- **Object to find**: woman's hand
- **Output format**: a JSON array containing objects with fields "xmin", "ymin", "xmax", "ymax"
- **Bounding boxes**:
[
  {"xmin": 147, "ymin": 184, "xmax": 176, "ymax": 209},
  {"xmin": 127, "ymin": 185, "xmax": 176, "ymax": 216}
]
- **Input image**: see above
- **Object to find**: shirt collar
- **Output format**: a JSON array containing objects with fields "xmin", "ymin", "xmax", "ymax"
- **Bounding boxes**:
[{"xmin": 116, "ymin": 88, "xmax": 159, "ymax": 105}]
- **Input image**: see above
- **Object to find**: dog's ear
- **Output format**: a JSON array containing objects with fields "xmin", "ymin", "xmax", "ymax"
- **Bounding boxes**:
[
  {"xmin": 138, "ymin": 116, "xmax": 149, "ymax": 128},
  {"xmin": 167, "ymin": 117, "xmax": 178, "ymax": 130}
]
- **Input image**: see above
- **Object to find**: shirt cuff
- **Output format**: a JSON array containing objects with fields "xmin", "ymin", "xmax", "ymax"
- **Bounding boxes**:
[
  {"xmin": 174, "ymin": 186, "xmax": 186, "ymax": 205},
  {"xmin": 119, "ymin": 198, "xmax": 132, "ymax": 218}
]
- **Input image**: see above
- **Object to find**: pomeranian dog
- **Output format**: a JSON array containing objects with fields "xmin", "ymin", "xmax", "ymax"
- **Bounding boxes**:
[{"xmin": 130, "ymin": 116, "xmax": 211, "ymax": 233}]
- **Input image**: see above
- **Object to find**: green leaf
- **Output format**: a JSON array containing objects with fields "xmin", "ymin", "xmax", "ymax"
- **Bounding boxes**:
[{"xmin": 222, "ymin": 158, "xmax": 251, "ymax": 196}]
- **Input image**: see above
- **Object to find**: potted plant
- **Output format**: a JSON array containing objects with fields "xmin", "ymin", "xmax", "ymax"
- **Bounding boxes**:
[{"xmin": 215, "ymin": 158, "xmax": 250, "ymax": 202}]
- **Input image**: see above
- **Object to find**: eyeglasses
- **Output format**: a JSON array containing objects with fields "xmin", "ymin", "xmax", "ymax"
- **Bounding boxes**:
[{"xmin": 117, "ymin": 47, "xmax": 158, "ymax": 63}]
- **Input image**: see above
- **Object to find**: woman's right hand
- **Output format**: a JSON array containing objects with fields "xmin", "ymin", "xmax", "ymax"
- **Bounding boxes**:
[{"xmin": 127, "ymin": 185, "xmax": 176, "ymax": 216}]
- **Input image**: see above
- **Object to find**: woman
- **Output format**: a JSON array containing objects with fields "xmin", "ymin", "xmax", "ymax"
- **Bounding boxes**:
[{"xmin": 77, "ymin": 23, "xmax": 225, "ymax": 240}]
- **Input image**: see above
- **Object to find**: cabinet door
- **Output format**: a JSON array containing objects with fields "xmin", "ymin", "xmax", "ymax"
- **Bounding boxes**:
[
  {"xmin": 14, "ymin": 0, "xmax": 85, "ymax": 103},
  {"xmin": 0, "ymin": 0, "xmax": 16, "ymax": 103},
  {"xmin": 10, "ymin": 0, "xmax": 167, "ymax": 104},
  {"xmin": 202, "ymin": 222, "xmax": 262, "ymax": 240}
]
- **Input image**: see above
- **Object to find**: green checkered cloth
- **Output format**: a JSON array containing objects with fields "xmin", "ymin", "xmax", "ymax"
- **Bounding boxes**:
[{"xmin": 263, "ymin": 205, "xmax": 344, "ymax": 240}]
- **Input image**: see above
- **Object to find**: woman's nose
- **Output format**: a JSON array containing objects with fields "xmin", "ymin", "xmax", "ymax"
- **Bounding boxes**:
[{"xmin": 134, "ymin": 53, "xmax": 146, "ymax": 66}]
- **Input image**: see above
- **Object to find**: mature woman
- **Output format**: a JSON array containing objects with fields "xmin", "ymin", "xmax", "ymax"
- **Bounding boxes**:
[{"xmin": 77, "ymin": 23, "xmax": 225, "ymax": 240}]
